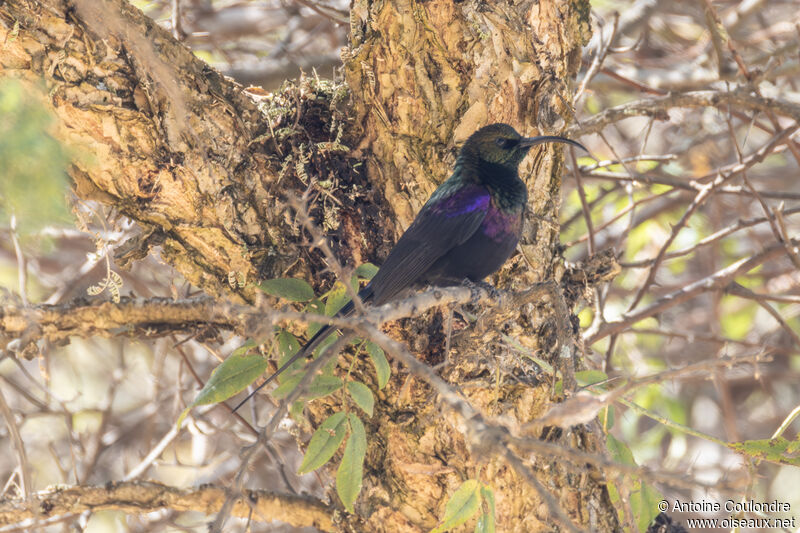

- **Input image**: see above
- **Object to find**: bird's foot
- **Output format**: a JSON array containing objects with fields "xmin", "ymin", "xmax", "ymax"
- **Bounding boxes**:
[{"xmin": 461, "ymin": 278, "xmax": 500, "ymax": 303}]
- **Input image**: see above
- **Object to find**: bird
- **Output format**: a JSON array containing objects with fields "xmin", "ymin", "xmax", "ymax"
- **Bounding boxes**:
[{"xmin": 232, "ymin": 123, "xmax": 585, "ymax": 412}]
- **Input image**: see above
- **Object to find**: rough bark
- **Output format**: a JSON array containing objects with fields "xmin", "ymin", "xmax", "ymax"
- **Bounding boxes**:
[
  {"xmin": 1, "ymin": 0, "xmax": 620, "ymax": 531},
  {"xmin": 0, "ymin": 481, "xmax": 335, "ymax": 531},
  {"xmin": 338, "ymin": 2, "xmax": 615, "ymax": 531},
  {"xmin": 1, "ymin": 0, "xmax": 385, "ymax": 302}
]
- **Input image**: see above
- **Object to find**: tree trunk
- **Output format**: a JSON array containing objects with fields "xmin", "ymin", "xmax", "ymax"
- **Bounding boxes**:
[
  {"xmin": 337, "ymin": 2, "xmax": 617, "ymax": 531},
  {"xmin": 1, "ymin": 0, "xmax": 620, "ymax": 530}
]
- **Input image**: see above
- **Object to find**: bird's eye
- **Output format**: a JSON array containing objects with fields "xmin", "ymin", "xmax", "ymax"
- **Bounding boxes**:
[{"xmin": 495, "ymin": 137, "xmax": 517, "ymax": 149}]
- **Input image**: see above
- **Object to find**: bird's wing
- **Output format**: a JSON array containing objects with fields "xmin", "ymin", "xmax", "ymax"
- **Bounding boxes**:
[
  {"xmin": 369, "ymin": 183, "xmax": 490, "ymax": 304},
  {"xmin": 233, "ymin": 184, "xmax": 489, "ymax": 414}
]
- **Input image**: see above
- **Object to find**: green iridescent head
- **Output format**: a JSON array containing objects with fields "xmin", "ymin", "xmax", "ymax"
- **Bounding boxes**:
[{"xmin": 460, "ymin": 123, "xmax": 586, "ymax": 169}]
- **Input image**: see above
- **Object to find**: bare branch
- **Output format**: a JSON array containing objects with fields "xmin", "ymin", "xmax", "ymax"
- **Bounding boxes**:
[
  {"xmin": 586, "ymin": 240, "xmax": 793, "ymax": 343},
  {"xmin": 0, "ymin": 481, "xmax": 334, "ymax": 531},
  {"xmin": 1, "ymin": 297, "xmax": 230, "ymax": 355},
  {"xmin": 2, "ymin": 251, "xmax": 619, "ymax": 355},
  {"xmin": 570, "ymin": 88, "xmax": 800, "ymax": 137}
]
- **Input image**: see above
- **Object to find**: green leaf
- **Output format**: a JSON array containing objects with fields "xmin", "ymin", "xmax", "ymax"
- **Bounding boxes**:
[
  {"xmin": 278, "ymin": 329, "xmax": 303, "ymax": 371},
  {"xmin": 355, "ymin": 262, "xmax": 379, "ymax": 280},
  {"xmin": 598, "ymin": 405, "xmax": 615, "ymax": 431},
  {"xmin": 313, "ymin": 331, "xmax": 339, "ymax": 357},
  {"xmin": 231, "ymin": 340, "xmax": 258, "ymax": 357},
  {"xmin": 258, "ymin": 278, "xmax": 314, "ymax": 302},
  {"xmin": 325, "ymin": 281, "xmax": 352, "ymax": 316},
  {"xmin": 322, "ymin": 347, "xmax": 341, "ymax": 374},
  {"xmin": 476, "ymin": 485, "xmax": 496, "ymax": 533},
  {"xmin": 337, "ymin": 414, "xmax": 367, "ymax": 512},
  {"xmin": 304, "ymin": 298, "xmax": 325, "ymax": 337},
  {"xmin": 606, "ymin": 433, "xmax": 636, "ymax": 466},
  {"xmin": 431, "ymin": 479, "xmax": 481, "ymax": 533},
  {"xmin": 271, "ymin": 371, "xmax": 304, "ymax": 400},
  {"xmin": 556, "ymin": 369, "xmax": 610, "ymax": 397},
  {"xmin": 306, "ymin": 375, "xmax": 344, "ymax": 399},
  {"xmin": 605, "ymin": 434, "xmax": 664, "ymax": 531},
  {"xmin": 475, "ymin": 513, "xmax": 494, "ymax": 533},
  {"xmin": 298, "ymin": 411, "xmax": 348, "ymax": 474},
  {"xmin": 575, "ymin": 370, "xmax": 609, "ymax": 388},
  {"xmin": 366, "ymin": 341, "xmax": 390, "ymax": 389},
  {"xmin": 630, "ymin": 480, "xmax": 663, "ymax": 533},
  {"xmin": 271, "ymin": 373, "xmax": 343, "ymax": 401},
  {"xmin": 347, "ymin": 381, "xmax": 375, "ymax": 417},
  {"xmin": 729, "ymin": 436, "xmax": 800, "ymax": 466},
  {"xmin": 480, "ymin": 485, "xmax": 495, "ymax": 515},
  {"xmin": 607, "ymin": 479, "xmax": 620, "ymax": 506},
  {"xmin": 176, "ymin": 354, "xmax": 267, "ymax": 428}
]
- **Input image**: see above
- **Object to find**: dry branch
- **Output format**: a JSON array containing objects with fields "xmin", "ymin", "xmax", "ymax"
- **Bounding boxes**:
[
  {"xmin": 1, "ymin": 250, "xmax": 619, "ymax": 355},
  {"xmin": 0, "ymin": 481, "xmax": 334, "ymax": 531},
  {"xmin": 586, "ymin": 240, "xmax": 794, "ymax": 343},
  {"xmin": 0, "ymin": 297, "xmax": 228, "ymax": 355},
  {"xmin": 570, "ymin": 87, "xmax": 800, "ymax": 136}
]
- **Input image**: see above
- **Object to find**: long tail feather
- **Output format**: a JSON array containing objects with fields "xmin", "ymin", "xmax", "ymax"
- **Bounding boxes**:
[{"xmin": 231, "ymin": 284, "xmax": 372, "ymax": 413}]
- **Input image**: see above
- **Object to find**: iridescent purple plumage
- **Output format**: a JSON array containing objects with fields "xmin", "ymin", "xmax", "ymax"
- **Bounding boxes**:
[
  {"xmin": 431, "ymin": 184, "xmax": 490, "ymax": 217},
  {"xmin": 481, "ymin": 200, "xmax": 522, "ymax": 241},
  {"xmin": 431, "ymin": 182, "xmax": 522, "ymax": 243}
]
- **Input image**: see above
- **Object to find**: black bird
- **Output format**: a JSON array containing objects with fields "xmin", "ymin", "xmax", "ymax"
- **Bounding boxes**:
[{"xmin": 233, "ymin": 123, "xmax": 585, "ymax": 412}]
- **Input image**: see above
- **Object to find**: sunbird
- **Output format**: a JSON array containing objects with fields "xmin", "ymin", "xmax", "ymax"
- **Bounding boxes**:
[{"xmin": 233, "ymin": 123, "xmax": 585, "ymax": 412}]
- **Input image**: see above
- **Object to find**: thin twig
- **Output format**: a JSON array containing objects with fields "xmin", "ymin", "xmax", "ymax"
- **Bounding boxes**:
[{"xmin": 587, "ymin": 240, "xmax": 792, "ymax": 343}]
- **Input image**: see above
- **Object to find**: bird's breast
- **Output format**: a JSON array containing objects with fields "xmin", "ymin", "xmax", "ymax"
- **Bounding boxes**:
[{"xmin": 481, "ymin": 202, "xmax": 523, "ymax": 241}]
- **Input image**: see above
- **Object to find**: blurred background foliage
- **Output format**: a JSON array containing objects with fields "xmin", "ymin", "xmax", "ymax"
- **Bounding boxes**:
[
  {"xmin": 561, "ymin": 0, "xmax": 800, "ymax": 527},
  {"xmin": 1, "ymin": 0, "xmax": 799, "ymax": 531},
  {"xmin": 0, "ymin": 79, "xmax": 71, "ymax": 238}
]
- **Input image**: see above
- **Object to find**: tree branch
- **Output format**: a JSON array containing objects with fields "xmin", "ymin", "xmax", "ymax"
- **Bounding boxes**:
[
  {"xmin": 1, "ymin": 297, "xmax": 230, "ymax": 355},
  {"xmin": 570, "ymin": 87, "xmax": 800, "ymax": 136},
  {"xmin": 586, "ymin": 239, "xmax": 794, "ymax": 343},
  {"xmin": 2, "ymin": 250, "xmax": 618, "ymax": 355},
  {"xmin": 0, "ymin": 481, "xmax": 334, "ymax": 531}
]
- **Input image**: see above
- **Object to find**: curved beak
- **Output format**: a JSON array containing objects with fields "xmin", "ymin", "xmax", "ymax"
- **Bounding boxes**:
[{"xmin": 520, "ymin": 136, "xmax": 587, "ymax": 152}]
